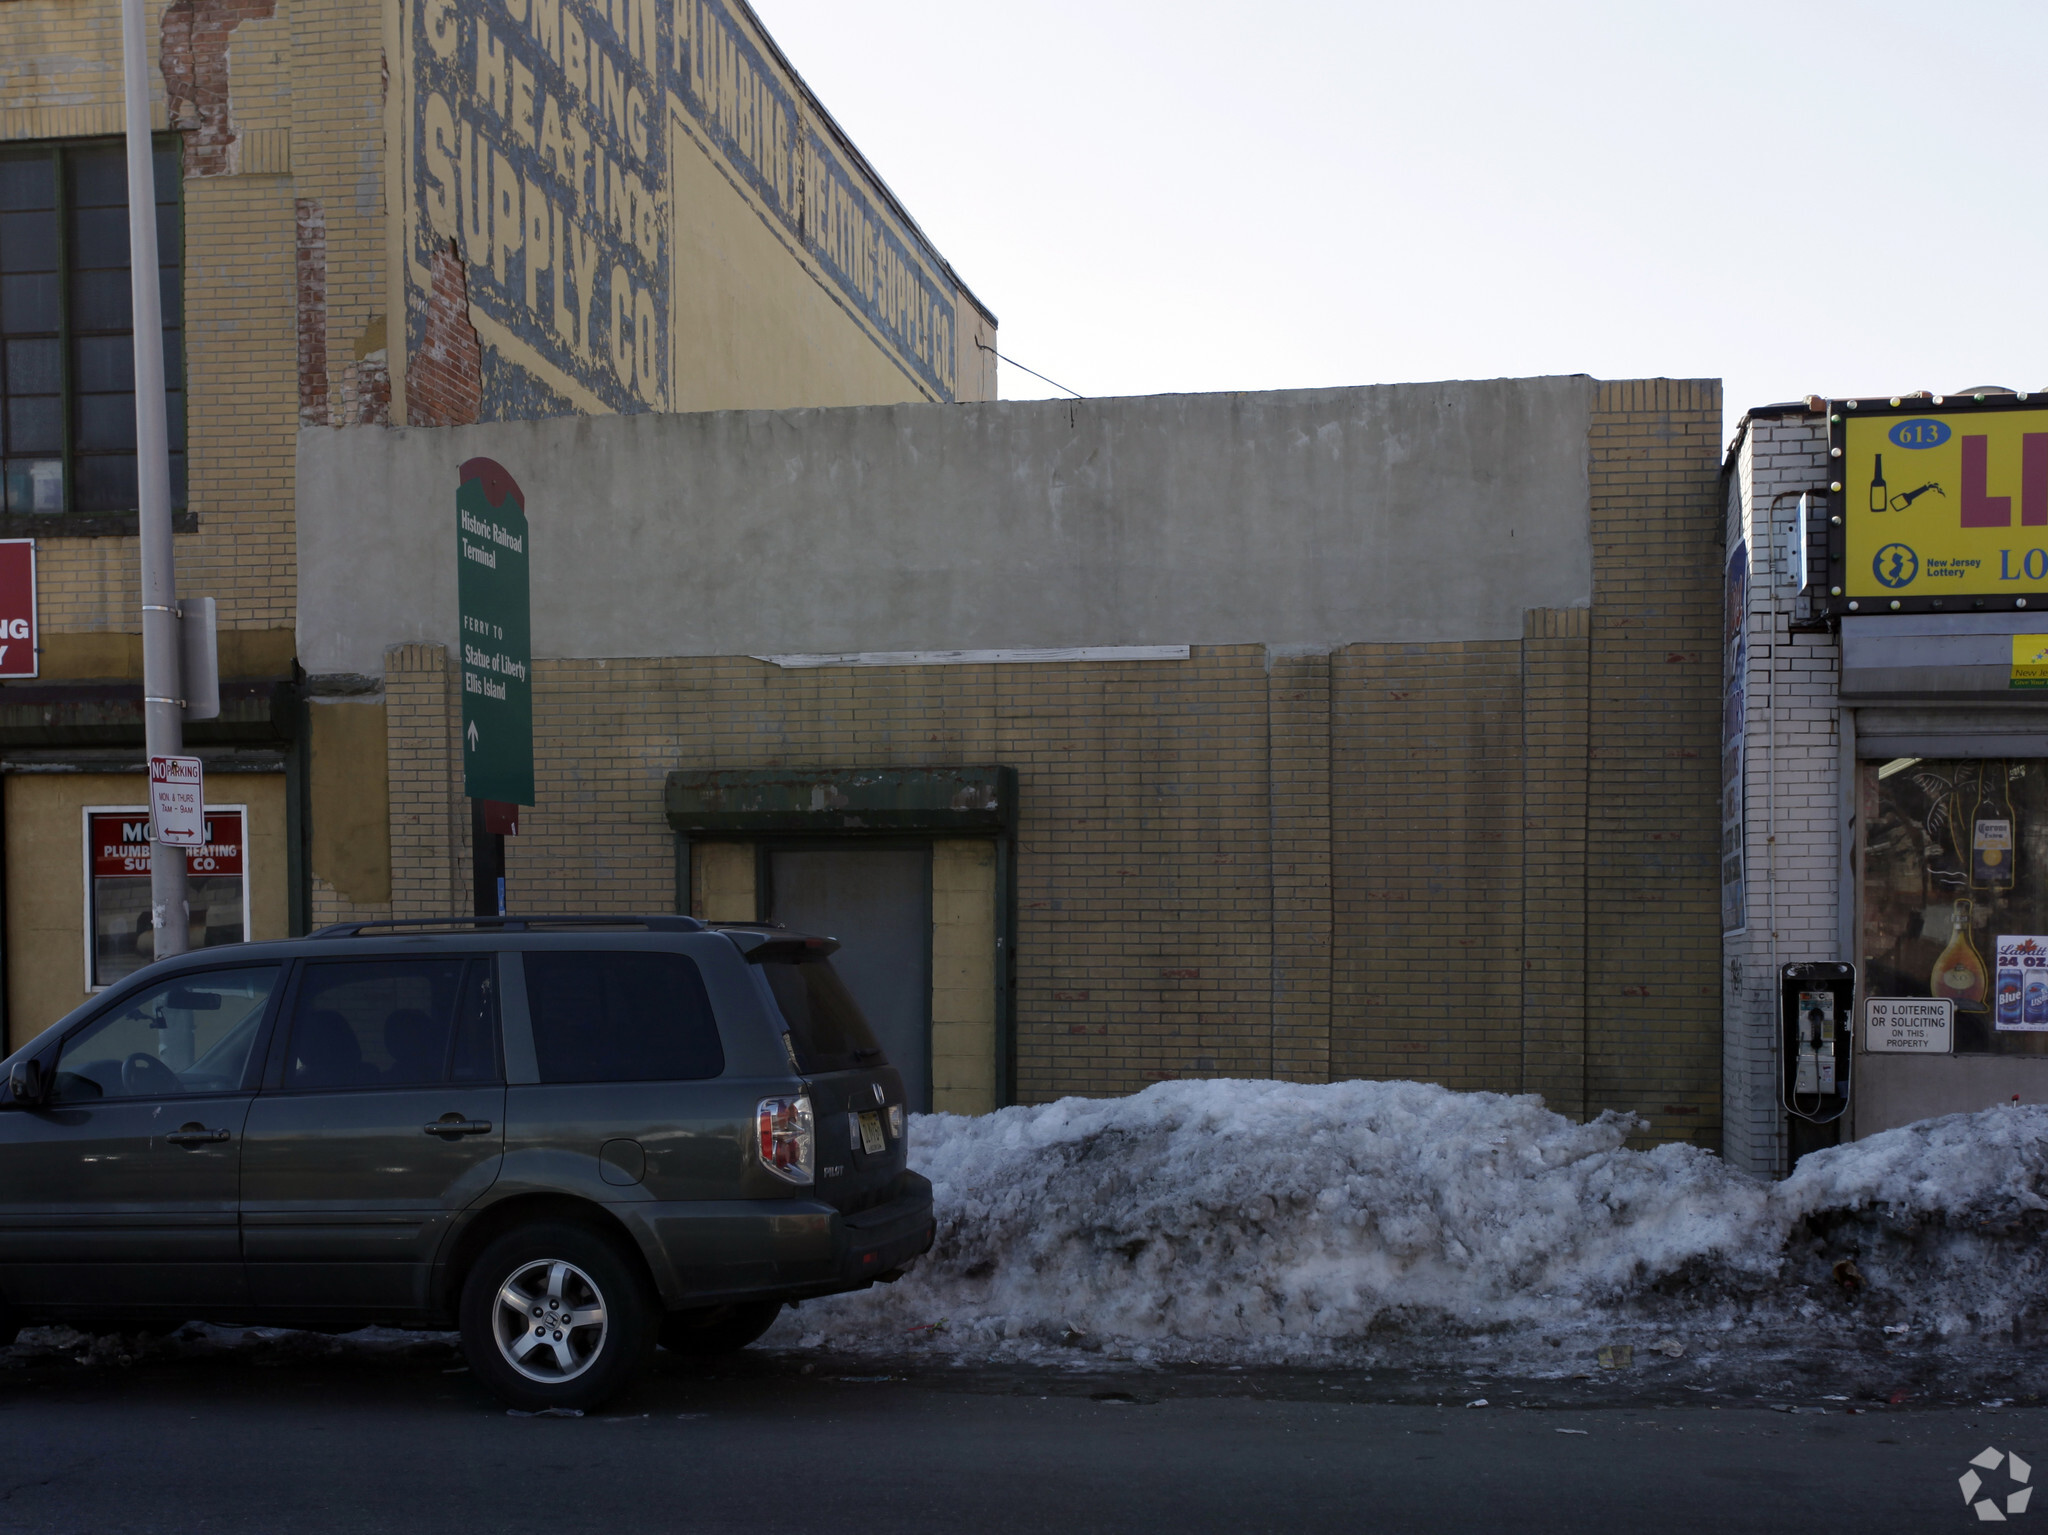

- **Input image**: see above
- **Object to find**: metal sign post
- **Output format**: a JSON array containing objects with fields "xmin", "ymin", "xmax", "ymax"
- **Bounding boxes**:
[
  {"xmin": 456, "ymin": 457, "xmax": 533, "ymax": 916},
  {"xmin": 121, "ymin": 0, "xmax": 188, "ymax": 958}
]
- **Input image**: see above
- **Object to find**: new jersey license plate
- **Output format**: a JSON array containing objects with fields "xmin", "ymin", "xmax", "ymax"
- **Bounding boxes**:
[{"xmin": 857, "ymin": 1110, "xmax": 886, "ymax": 1154}]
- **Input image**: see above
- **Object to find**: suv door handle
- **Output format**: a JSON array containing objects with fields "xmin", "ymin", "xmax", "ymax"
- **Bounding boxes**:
[
  {"xmin": 166, "ymin": 1125, "xmax": 230, "ymax": 1147},
  {"xmin": 423, "ymin": 1118, "xmax": 493, "ymax": 1137}
]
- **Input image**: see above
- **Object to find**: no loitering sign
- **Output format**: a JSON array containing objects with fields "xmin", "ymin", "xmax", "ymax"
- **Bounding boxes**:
[
  {"xmin": 456, "ymin": 457, "xmax": 533, "ymax": 806},
  {"xmin": 1865, "ymin": 996, "xmax": 1954, "ymax": 1054}
]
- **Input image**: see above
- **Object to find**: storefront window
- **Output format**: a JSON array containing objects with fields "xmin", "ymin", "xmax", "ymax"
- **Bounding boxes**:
[
  {"xmin": 1861, "ymin": 759, "xmax": 2048, "ymax": 1055},
  {"xmin": 84, "ymin": 805, "xmax": 247, "ymax": 989}
]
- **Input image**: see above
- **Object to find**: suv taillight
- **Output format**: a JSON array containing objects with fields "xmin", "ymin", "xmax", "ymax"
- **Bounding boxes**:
[{"xmin": 756, "ymin": 1095, "xmax": 814, "ymax": 1184}]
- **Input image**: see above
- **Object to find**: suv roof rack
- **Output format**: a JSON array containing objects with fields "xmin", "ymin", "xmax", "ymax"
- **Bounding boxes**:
[{"xmin": 308, "ymin": 914, "xmax": 708, "ymax": 938}]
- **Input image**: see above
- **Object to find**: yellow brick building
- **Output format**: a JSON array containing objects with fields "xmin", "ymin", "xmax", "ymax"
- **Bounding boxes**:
[{"xmin": 0, "ymin": 0, "xmax": 995, "ymax": 1040}]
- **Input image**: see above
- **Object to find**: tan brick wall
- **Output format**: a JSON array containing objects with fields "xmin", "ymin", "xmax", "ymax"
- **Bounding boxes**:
[
  {"xmin": 1520, "ymin": 605, "xmax": 1592, "ymax": 1116},
  {"xmin": 1331, "ymin": 638, "xmax": 1527, "ymax": 1091},
  {"xmin": 1584, "ymin": 378, "xmax": 1725, "ymax": 1143},
  {"xmin": 174, "ymin": 169, "xmax": 298, "ymax": 628},
  {"xmin": 1268, "ymin": 651, "xmax": 1333, "ymax": 1083}
]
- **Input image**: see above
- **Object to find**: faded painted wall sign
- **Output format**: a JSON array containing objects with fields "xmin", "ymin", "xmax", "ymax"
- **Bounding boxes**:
[
  {"xmin": 457, "ymin": 457, "xmax": 535, "ymax": 805},
  {"xmin": 669, "ymin": 0, "xmax": 959, "ymax": 400},
  {"xmin": 408, "ymin": 0, "xmax": 962, "ymax": 419}
]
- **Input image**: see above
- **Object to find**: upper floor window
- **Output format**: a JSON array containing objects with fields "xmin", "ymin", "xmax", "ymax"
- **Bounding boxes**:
[{"xmin": 0, "ymin": 139, "xmax": 182, "ymax": 521}]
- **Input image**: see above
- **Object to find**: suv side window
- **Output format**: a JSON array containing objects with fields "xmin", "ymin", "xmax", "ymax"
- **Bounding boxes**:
[
  {"xmin": 283, "ymin": 958, "xmax": 497, "ymax": 1090},
  {"xmin": 524, "ymin": 950, "xmax": 723, "ymax": 1083},
  {"xmin": 53, "ymin": 965, "xmax": 280, "ymax": 1101}
]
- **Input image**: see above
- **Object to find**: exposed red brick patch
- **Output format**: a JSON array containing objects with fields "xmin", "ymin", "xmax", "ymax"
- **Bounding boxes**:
[
  {"xmin": 295, "ymin": 197, "xmax": 327, "ymax": 426},
  {"xmin": 160, "ymin": 0, "xmax": 278, "ymax": 178},
  {"xmin": 407, "ymin": 239, "xmax": 482, "ymax": 427},
  {"xmin": 1160, "ymin": 968, "xmax": 1200, "ymax": 980},
  {"xmin": 347, "ymin": 350, "xmax": 391, "ymax": 427}
]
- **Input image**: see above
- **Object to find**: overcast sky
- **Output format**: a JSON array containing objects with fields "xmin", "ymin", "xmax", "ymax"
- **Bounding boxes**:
[{"xmin": 748, "ymin": 0, "xmax": 2044, "ymax": 444}]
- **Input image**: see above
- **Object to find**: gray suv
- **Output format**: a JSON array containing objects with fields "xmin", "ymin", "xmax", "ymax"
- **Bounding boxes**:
[{"xmin": 0, "ymin": 916, "xmax": 933, "ymax": 1410}]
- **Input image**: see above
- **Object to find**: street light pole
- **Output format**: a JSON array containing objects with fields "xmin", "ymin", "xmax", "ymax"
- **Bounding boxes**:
[{"xmin": 120, "ymin": 0, "xmax": 188, "ymax": 960}]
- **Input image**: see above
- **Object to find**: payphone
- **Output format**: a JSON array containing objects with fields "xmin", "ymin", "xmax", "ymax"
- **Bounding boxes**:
[{"xmin": 1782, "ymin": 962, "xmax": 1855, "ymax": 1161}]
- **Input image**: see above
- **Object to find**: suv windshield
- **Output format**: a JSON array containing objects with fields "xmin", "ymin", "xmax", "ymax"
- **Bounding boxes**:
[{"xmin": 757, "ymin": 955, "xmax": 887, "ymax": 1074}]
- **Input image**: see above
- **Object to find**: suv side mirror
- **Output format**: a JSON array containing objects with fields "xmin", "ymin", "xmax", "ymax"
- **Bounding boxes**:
[{"xmin": 6, "ymin": 1058, "xmax": 45, "ymax": 1108}]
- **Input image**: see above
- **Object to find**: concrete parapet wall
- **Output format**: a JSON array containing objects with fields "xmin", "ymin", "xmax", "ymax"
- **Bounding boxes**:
[{"xmin": 296, "ymin": 376, "xmax": 1601, "ymax": 674}]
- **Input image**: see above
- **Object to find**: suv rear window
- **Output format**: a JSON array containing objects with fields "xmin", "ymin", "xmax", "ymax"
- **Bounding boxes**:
[
  {"xmin": 758, "ymin": 955, "xmax": 887, "ymax": 1074},
  {"xmin": 524, "ymin": 951, "xmax": 724, "ymax": 1083}
]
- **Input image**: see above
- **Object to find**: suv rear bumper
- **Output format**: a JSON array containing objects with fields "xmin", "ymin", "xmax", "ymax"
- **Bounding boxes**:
[
  {"xmin": 620, "ymin": 1171, "xmax": 935, "ymax": 1307},
  {"xmin": 834, "ymin": 1172, "xmax": 937, "ymax": 1284}
]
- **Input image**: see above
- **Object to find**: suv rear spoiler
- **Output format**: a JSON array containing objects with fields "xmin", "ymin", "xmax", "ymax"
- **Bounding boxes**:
[
  {"xmin": 738, "ymin": 935, "xmax": 841, "ymax": 963},
  {"xmin": 309, "ymin": 915, "xmax": 708, "ymax": 938}
]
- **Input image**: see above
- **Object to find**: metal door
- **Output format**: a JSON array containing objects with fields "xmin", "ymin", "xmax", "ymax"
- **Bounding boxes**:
[{"xmin": 767, "ymin": 847, "xmax": 932, "ymax": 1111}]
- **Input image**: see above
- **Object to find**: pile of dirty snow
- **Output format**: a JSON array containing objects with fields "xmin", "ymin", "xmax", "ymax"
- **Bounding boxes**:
[{"xmin": 785, "ymin": 1079, "xmax": 2048, "ymax": 1365}]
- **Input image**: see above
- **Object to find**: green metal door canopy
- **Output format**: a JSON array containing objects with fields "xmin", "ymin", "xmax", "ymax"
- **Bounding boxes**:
[{"xmin": 664, "ymin": 766, "xmax": 1014, "ymax": 834}]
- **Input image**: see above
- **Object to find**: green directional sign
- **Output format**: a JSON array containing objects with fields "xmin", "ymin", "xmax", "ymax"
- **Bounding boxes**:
[{"xmin": 456, "ymin": 457, "xmax": 533, "ymax": 805}]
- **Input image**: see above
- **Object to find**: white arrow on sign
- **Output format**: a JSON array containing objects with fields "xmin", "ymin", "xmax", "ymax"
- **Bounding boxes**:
[{"xmin": 466, "ymin": 720, "xmax": 479, "ymax": 751}]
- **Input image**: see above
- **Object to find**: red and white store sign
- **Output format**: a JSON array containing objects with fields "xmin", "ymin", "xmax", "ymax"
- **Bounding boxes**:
[
  {"xmin": 0, "ymin": 540, "xmax": 36, "ymax": 679},
  {"xmin": 88, "ymin": 810, "xmax": 244, "ymax": 878}
]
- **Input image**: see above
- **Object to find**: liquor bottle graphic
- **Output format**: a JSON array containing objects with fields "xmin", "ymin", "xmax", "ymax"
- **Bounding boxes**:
[
  {"xmin": 1933, "ymin": 897, "xmax": 1990, "ymax": 1013},
  {"xmin": 1971, "ymin": 761, "xmax": 2017, "ymax": 891},
  {"xmin": 1869, "ymin": 453, "xmax": 1888, "ymax": 515},
  {"xmin": 1888, "ymin": 481, "xmax": 1944, "ymax": 513}
]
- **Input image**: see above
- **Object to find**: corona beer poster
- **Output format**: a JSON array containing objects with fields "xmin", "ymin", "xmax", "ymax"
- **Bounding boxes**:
[{"xmin": 1837, "ymin": 400, "xmax": 2048, "ymax": 607}]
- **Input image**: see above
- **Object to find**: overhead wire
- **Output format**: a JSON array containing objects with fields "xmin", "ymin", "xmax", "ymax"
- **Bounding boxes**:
[{"xmin": 976, "ymin": 341, "xmax": 1081, "ymax": 400}]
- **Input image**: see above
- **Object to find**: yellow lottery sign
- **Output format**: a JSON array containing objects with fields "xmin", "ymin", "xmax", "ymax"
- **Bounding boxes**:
[
  {"xmin": 2015, "ymin": 634, "xmax": 2048, "ymax": 688},
  {"xmin": 1834, "ymin": 401, "xmax": 2048, "ymax": 610}
]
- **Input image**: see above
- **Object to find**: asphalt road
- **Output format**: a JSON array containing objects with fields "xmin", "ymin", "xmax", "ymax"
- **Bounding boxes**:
[{"xmin": 0, "ymin": 1336, "xmax": 2031, "ymax": 1534}]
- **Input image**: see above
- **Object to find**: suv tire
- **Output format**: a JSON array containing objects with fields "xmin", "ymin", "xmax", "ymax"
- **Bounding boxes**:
[
  {"xmin": 460, "ymin": 1221, "xmax": 657, "ymax": 1412},
  {"xmin": 660, "ymin": 1299, "xmax": 783, "ymax": 1357}
]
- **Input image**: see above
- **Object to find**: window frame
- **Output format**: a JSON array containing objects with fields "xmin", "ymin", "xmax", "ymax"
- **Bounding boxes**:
[
  {"xmin": 1856, "ymin": 755, "xmax": 2048, "ymax": 1057},
  {"xmin": 0, "ymin": 134, "xmax": 187, "ymax": 535},
  {"xmin": 82, "ymin": 801, "xmax": 251, "ymax": 992},
  {"xmin": 522, "ymin": 946, "xmax": 726, "ymax": 1085},
  {"xmin": 48, "ymin": 959, "xmax": 287, "ymax": 1102},
  {"xmin": 262, "ymin": 954, "xmax": 503, "ymax": 1095}
]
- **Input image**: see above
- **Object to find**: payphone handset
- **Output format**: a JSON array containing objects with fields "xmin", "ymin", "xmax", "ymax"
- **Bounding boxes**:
[{"xmin": 1782, "ymin": 962, "xmax": 1854, "ymax": 1124}]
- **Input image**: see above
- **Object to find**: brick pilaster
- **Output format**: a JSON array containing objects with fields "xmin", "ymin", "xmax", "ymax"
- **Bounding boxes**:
[
  {"xmin": 1267, "ymin": 649, "xmax": 1332, "ymax": 1082},
  {"xmin": 1521, "ymin": 606, "xmax": 1591, "ymax": 1116}
]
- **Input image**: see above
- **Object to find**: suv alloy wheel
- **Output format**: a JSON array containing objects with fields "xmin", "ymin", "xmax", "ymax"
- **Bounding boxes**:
[{"xmin": 460, "ymin": 1222, "xmax": 657, "ymax": 1411}]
